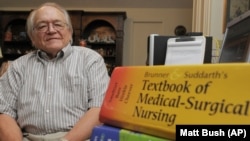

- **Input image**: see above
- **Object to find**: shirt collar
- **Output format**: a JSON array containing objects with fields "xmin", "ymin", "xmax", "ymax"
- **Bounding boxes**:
[{"xmin": 37, "ymin": 43, "xmax": 72, "ymax": 61}]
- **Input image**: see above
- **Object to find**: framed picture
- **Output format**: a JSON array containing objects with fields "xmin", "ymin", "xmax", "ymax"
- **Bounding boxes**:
[{"xmin": 223, "ymin": 0, "xmax": 250, "ymax": 32}]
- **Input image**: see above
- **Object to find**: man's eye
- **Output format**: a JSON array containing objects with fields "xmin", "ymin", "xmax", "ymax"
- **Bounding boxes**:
[
  {"xmin": 54, "ymin": 23, "xmax": 64, "ymax": 27},
  {"xmin": 37, "ymin": 25, "xmax": 47, "ymax": 30}
]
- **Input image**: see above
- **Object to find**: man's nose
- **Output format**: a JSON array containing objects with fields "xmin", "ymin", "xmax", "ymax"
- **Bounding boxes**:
[{"xmin": 47, "ymin": 23, "xmax": 57, "ymax": 32}]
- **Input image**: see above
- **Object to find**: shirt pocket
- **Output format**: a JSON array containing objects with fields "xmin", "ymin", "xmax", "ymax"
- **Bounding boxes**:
[{"xmin": 64, "ymin": 75, "xmax": 88, "ymax": 109}]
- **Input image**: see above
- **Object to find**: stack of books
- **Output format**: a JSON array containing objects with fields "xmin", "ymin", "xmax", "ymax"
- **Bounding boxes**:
[
  {"xmin": 90, "ymin": 63, "xmax": 250, "ymax": 141},
  {"xmin": 90, "ymin": 124, "xmax": 168, "ymax": 141}
]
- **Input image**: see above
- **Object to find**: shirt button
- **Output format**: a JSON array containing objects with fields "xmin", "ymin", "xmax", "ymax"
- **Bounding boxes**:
[
  {"xmin": 46, "ymin": 110, "xmax": 50, "ymax": 113},
  {"xmin": 48, "ymin": 76, "xmax": 52, "ymax": 79}
]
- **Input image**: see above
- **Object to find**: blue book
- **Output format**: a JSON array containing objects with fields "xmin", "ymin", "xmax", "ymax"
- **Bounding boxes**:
[
  {"xmin": 90, "ymin": 125, "xmax": 120, "ymax": 141},
  {"xmin": 90, "ymin": 125, "xmax": 170, "ymax": 141}
]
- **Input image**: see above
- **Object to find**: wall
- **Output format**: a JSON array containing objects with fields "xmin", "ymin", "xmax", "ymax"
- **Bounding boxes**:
[
  {"xmin": 210, "ymin": 0, "xmax": 225, "ymax": 39},
  {"xmin": 209, "ymin": 0, "xmax": 225, "ymax": 63},
  {"xmin": 125, "ymin": 8, "xmax": 193, "ymax": 66}
]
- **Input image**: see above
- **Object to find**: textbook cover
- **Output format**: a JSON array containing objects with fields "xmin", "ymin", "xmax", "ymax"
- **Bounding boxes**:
[
  {"xmin": 120, "ymin": 128, "xmax": 169, "ymax": 141},
  {"xmin": 90, "ymin": 125, "xmax": 119, "ymax": 141},
  {"xmin": 90, "ymin": 125, "xmax": 169, "ymax": 141},
  {"xmin": 99, "ymin": 63, "xmax": 250, "ymax": 140}
]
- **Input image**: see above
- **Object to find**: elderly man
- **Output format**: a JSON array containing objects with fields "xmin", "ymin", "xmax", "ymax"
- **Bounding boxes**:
[{"xmin": 0, "ymin": 2, "xmax": 110, "ymax": 141}]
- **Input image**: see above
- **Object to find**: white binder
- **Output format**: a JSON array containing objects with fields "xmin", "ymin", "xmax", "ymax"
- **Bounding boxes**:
[{"xmin": 164, "ymin": 36, "xmax": 206, "ymax": 65}]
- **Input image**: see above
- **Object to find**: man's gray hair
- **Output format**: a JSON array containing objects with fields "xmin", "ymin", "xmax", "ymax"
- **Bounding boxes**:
[{"xmin": 26, "ymin": 2, "xmax": 73, "ymax": 44}]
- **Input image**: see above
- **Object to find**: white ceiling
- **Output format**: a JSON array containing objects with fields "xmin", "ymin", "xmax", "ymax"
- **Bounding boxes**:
[{"xmin": 0, "ymin": 0, "xmax": 193, "ymax": 9}]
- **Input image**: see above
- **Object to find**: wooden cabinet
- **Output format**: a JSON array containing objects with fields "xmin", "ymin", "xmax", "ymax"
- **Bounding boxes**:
[
  {"xmin": 0, "ymin": 11, "xmax": 33, "ymax": 60},
  {"xmin": 0, "ymin": 10, "xmax": 126, "ymax": 75},
  {"xmin": 81, "ymin": 12, "xmax": 126, "ymax": 75},
  {"xmin": 68, "ymin": 10, "xmax": 83, "ymax": 45}
]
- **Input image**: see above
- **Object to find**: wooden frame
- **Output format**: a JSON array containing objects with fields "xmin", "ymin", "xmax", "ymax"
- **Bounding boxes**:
[{"xmin": 223, "ymin": 0, "xmax": 250, "ymax": 32}]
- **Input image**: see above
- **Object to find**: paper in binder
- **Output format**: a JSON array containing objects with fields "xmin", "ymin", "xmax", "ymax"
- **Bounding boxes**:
[{"xmin": 165, "ymin": 36, "xmax": 206, "ymax": 65}]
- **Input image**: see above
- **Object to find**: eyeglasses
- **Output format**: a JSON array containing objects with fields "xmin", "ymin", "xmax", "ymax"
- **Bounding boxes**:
[{"xmin": 33, "ymin": 21, "xmax": 68, "ymax": 32}]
